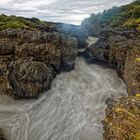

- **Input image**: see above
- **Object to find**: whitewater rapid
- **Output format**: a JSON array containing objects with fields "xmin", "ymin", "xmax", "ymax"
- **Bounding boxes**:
[{"xmin": 0, "ymin": 57, "xmax": 127, "ymax": 140}]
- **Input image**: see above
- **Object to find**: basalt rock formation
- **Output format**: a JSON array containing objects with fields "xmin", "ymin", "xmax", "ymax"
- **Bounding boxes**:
[{"xmin": 0, "ymin": 28, "xmax": 78, "ymax": 98}]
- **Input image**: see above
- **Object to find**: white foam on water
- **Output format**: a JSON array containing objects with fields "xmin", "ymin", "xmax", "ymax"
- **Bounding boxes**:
[{"xmin": 0, "ymin": 57, "xmax": 127, "ymax": 140}]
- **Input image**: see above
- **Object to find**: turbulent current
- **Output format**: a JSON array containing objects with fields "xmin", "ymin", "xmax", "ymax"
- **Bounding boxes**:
[{"xmin": 0, "ymin": 57, "xmax": 127, "ymax": 140}]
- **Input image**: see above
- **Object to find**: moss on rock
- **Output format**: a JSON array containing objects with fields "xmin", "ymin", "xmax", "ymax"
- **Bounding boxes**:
[{"xmin": 103, "ymin": 96, "xmax": 140, "ymax": 140}]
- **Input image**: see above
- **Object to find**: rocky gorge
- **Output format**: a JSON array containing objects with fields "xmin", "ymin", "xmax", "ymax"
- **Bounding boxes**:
[
  {"xmin": 0, "ymin": 26, "xmax": 140, "ymax": 140},
  {"xmin": 0, "ymin": 1, "xmax": 140, "ymax": 139}
]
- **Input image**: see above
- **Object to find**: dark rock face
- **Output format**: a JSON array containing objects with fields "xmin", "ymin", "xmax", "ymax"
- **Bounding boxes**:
[
  {"xmin": 34, "ymin": 22, "xmax": 88, "ymax": 49},
  {"xmin": 8, "ymin": 59, "xmax": 55, "ymax": 98},
  {"xmin": 82, "ymin": 28, "xmax": 140, "ymax": 95},
  {"xmin": 0, "ymin": 129, "xmax": 6, "ymax": 140},
  {"xmin": 60, "ymin": 35, "xmax": 78, "ymax": 71},
  {"xmin": 0, "ymin": 28, "xmax": 78, "ymax": 98},
  {"xmin": 123, "ymin": 47, "xmax": 140, "ymax": 95},
  {"xmin": 81, "ymin": 17, "xmax": 101, "ymax": 37},
  {"xmin": 56, "ymin": 23, "xmax": 88, "ymax": 49}
]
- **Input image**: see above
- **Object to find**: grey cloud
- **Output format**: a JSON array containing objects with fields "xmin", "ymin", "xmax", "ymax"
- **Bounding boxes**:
[
  {"xmin": 0, "ymin": 0, "xmax": 135, "ymax": 25},
  {"xmin": 0, "ymin": 7, "xmax": 35, "ymax": 13},
  {"xmin": 12, "ymin": 0, "xmax": 29, "ymax": 3}
]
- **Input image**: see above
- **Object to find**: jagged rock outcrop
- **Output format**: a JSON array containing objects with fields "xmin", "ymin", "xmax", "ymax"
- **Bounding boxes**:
[
  {"xmin": 0, "ymin": 28, "xmax": 78, "ymax": 98},
  {"xmin": 8, "ymin": 59, "xmax": 55, "ymax": 98}
]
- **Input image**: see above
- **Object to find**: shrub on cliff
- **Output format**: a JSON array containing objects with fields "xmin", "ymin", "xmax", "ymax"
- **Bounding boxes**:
[
  {"xmin": 0, "ymin": 14, "xmax": 48, "ymax": 30},
  {"xmin": 82, "ymin": 0, "xmax": 140, "ymax": 34},
  {"xmin": 109, "ymin": 0, "xmax": 140, "ymax": 29}
]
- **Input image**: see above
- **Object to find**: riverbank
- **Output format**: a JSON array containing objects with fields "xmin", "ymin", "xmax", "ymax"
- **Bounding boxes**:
[{"xmin": 80, "ymin": 28, "xmax": 140, "ymax": 140}]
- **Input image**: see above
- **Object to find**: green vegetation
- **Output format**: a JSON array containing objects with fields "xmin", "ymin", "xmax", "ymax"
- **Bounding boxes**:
[
  {"xmin": 1, "ymin": 1, "xmax": 140, "ymax": 32},
  {"xmin": 104, "ymin": 96, "xmax": 140, "ymax": 140},
  {"xmin": 0, "ymin": 14, "xmax": 48, "ymax": 30},
  {"xmin": 136, "ymin": 58, "xmax": 140, "ymax": 62},
  {"xmin": 84, "ymin": 0, "xmax": 140, "ymax": 32}
]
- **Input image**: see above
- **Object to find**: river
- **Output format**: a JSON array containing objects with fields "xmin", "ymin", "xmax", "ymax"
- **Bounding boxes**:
[{"xmin": 0, "ymin": 56, "xmax": 127, "ymax": 140}]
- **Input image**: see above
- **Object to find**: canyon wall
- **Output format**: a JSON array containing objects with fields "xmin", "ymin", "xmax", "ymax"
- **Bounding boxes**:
[
  {"xmin": 81, "ymin": 26, "xmax": 140, "ymax": 140},
  {"xmin": 0, "ymin": 28, "xmax": 79, "ymax": 98}
]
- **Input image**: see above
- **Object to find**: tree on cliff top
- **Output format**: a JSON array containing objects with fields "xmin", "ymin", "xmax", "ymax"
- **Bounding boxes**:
[{"xmin": 82, "ymin": 0, "xmax": 140, "ymax": 34}]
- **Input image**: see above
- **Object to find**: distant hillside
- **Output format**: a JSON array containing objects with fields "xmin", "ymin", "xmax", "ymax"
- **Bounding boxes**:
[{"xmin": 82, "ymin": 0, "xmax": 140, "ymax": 36}]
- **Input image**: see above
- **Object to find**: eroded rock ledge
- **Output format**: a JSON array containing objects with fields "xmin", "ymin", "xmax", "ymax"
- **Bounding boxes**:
[{"xmin": 0, "ymin": 28, "xmax": 78, "ymax": 98}]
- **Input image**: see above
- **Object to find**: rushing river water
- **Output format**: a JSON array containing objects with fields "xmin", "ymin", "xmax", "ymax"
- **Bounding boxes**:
[{"xmin": 0, "ymin": 57, "xmax": 127, "ymax": 140}]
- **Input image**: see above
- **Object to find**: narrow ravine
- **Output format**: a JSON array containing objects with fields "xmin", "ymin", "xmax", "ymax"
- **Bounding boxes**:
[{"xmin": 0, "ymin": 57, "xmax": 127, "ymax": 140}]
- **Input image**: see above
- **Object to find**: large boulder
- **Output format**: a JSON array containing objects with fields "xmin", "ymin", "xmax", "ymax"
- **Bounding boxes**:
[{"xmin": 8, "ymin": 59, "xmax": 55, "ymax": 98}]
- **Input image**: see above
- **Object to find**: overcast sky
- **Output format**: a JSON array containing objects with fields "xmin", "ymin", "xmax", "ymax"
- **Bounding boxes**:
[{"xmin": 0, "ymin": 0, "xmax": 134, "ymax": 25}]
